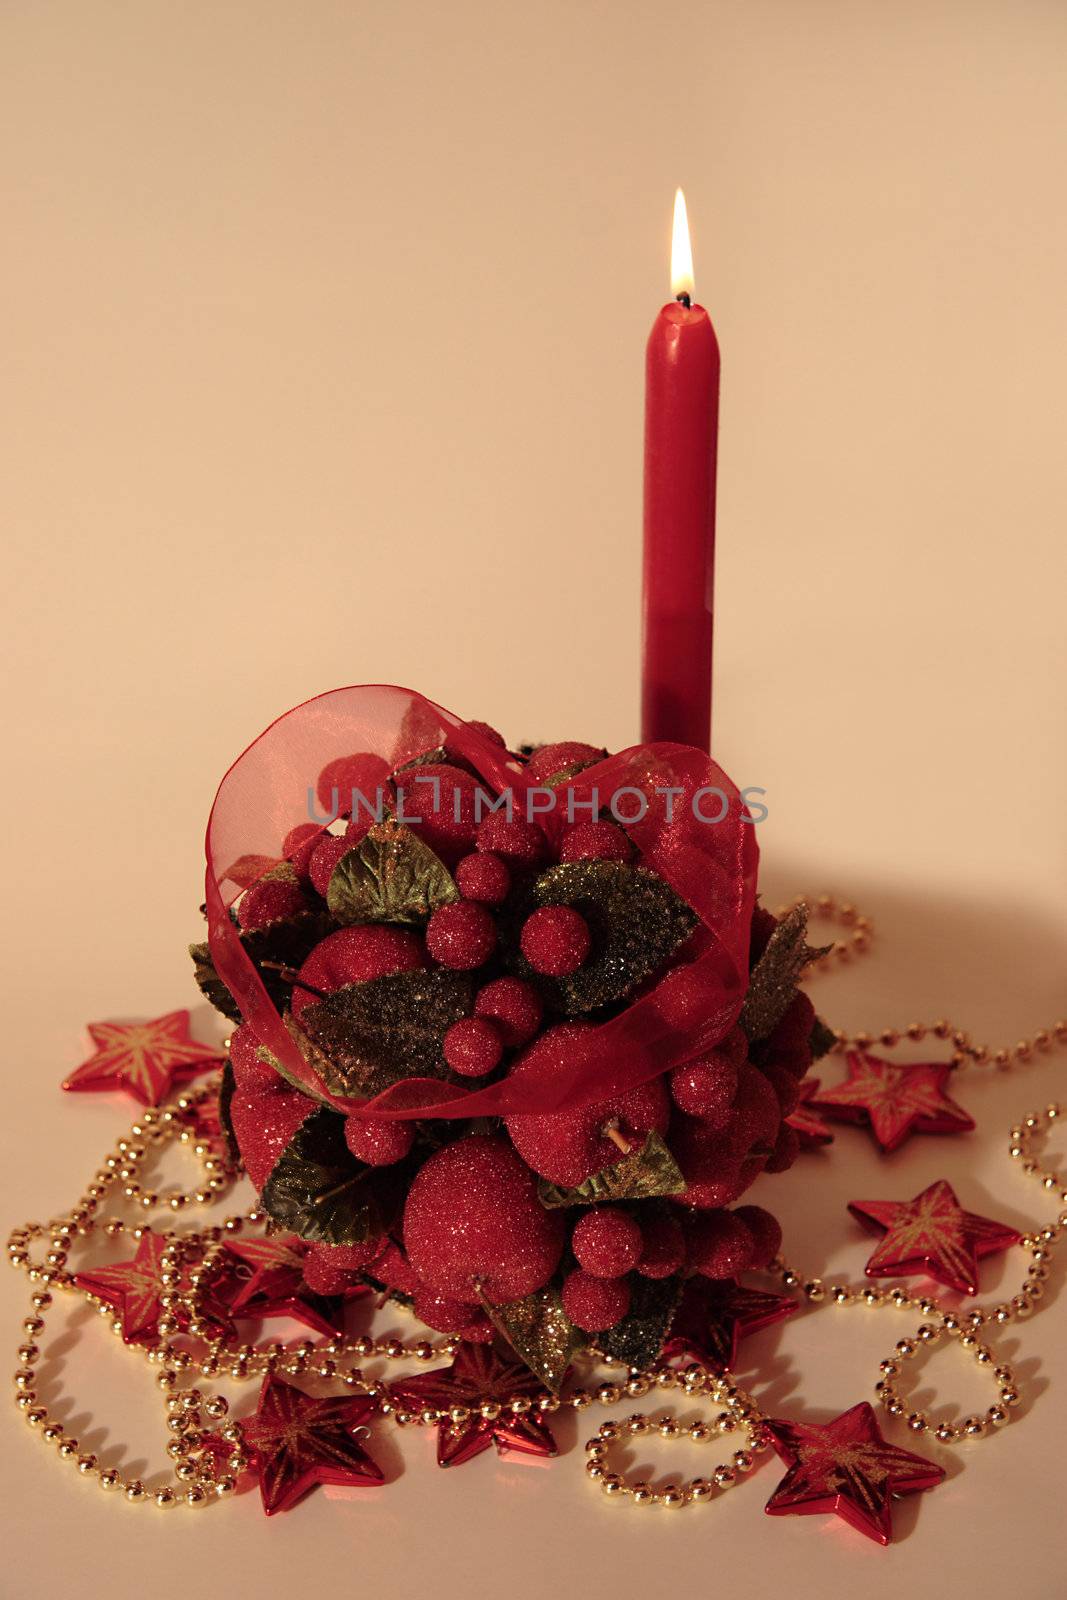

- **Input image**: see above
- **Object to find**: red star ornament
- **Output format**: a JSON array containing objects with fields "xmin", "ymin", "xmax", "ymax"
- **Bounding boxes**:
[
  {"xmin": 389, "ymin": 1342, "xmax": 557, "ymax": 1467},
  {"xmin": 812, "ymin": 1051, "xmax": 974, "ymax": 1154},
  {"xmin": 763, "ymin": 1401, "xmax": 945, "ymax": 1545},
  {"xmin": 849, "ymin": 1179, "xmax": 1019, "ymax": 1296},
  {"xmin": 63, "ymin": 1010, "xmax": 222, "ymax": 1105},
  {"xmin": 240, "ymin": 1375, "xmax": 383, "ymax": 1515},
  {"xmin": 223, "ymin": 1235, "xmax": 366, "ymax": 1338},
  {"xmin": 660, "ymin": 1276, "xmax": 798, "ymax": 1372},
  {"xmin": 74, "ymin": 1232, "xmax": 171, "ymax": 1343},
  {"xmin": 786, "ymin": 1077, "xmax": 835, "ymax": 1149}
]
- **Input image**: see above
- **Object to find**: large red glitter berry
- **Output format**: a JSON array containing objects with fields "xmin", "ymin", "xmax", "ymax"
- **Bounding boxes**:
[
  {"xmin": 670, "ymin": 1119, "xmax": 746, "ymax": 1210},
  {"xmin": 395, "ymin": 762, "xmax": 481, "ymax": 862},
  {"xmin": 403, "ymin": 1135, "xmax": 565, "ymax": 1305},
  {"xmin": 413, "ymin": 1287, "xmax": 494, "ymax": 1343},
  {"xmin": 475, "ymin": 814, "xmax": 546, "ymax": 865},
  {"xmin": 308, "ymin": 834, "xmax": 352, "ymax": 897},
  {"xmin": 505, "ymin": 1025, "xmax": 671, "ymax": 1186},
  {"xmin": 526, "ymin": 742, "xmax": 605, "ymax": 783},
  {"xmin": 561, "ymin": 1268, "xmax": 630, "ymax": 1332},
  {"xmin": 303, "ymin": 1239, "xmax": 382, "ymax": 1294},
  {"xmin": 230, "ymin": 1085, "xmax": 312, "ymax": 1190},
  {"xmin": 291, "ymin": 925, "xmax": 424, "ymax": 1019},
  {"xmin": 669, "ymin": 1051, "xmax": 739, "ymax": 1125},
  {"xmin": 520, "ymin": 905, "xmax": 591, "ymax": 975},
  {"xmin": 316, "ymin": 753, "xmax": 390, "ymax": 817},
  {"xmin": 229, "ymin": 1023, "xmax": 279, "ymax": 1093},
  {"xmin": 282, "ymin": 823, "xmax": 322, "ymax": 881},
  {"xmin": 474, "ymin": 977, "xmax": 543, "ymax": 1046},
  {"xmin": 455, "ymin": 851, "xmax": 511, "ymax": 905},
  {"xmin": 344, "ymin": 1115, "xmax": 415, "ymax": 1166},
  {"xmin": 426, "ymin": 901, "xmax": 497, "ymax": 970},
  {"xmin": 636, "ymin": 1213, "xmax": 686, "ymax": 1279},
  {"xmin": 686, "ymin": 1210, "xmax": 756, "ymax": 1279},
  {"xmin": 571, "ymin": 1208, "xmax": 642, "ymax": 1277},
  {"xmin": 732, "ymin": 1205, "xmax": 782, "ymax": 1270},
  {"xmin": 237, "ymin": 878, "xmax": 307, "ymax": 932},
  {"xmin": 558, "ymin": 820, "xmax": 633, "ymax": 863},
  {"xmin": 443, "ymin": 1017, "xmax": 504, "ymax": 1077}
]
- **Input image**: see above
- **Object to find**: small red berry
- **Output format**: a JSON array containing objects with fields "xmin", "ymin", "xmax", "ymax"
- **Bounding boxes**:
[
  {"xmin": 571, "ymin": 1209, "xmax": 642, "ymax": 1277},
  {"xmin": 731, "ymin": 1205, "xmax": 782, "ymax": 1270},
  {"xmin": 237, "ymin": 878, "xmax": 307, "ymax": 932},
  {"xmin": 282, "ymin": 823, "xmax": 322, "ymax": 881},
  {"xmin": 315, "ymin": 753, "xmax": 390, "ymax": 817},
  {"xmin": 395, "ymin": 762, "xmax": 481, "ymax": 862},
  {"xmin": 669, "ymin": 1051, "xmax": 738, "ymax": 1123},
  {"xmin": 561, "ymin": 1268, "xmax": 631, "ymax": 1332},
  {"xmin": 765, "ymin": 1123, "xmax": 801, "ymax": 1173},
  {"xmin": 308, "ymin": 834, "xmax": 352, "ymax": 897},
  {"xmin": 455, "ymin": 851, "xmax": 511, "ymax": 905},
  {"xmin": 426, "ymin": 901, "xmax": 497, "ymax": 970},
  {"xmin": 303, "ymin": 1239, "xmax": 383, "ymax": 1294},
  {"xmin": 687, "ymin": 1210, "xmax": 755, "ymax": 1279},
  {"xmin": 520, "ymin": 905, "xmax": 591, "ymax": 976},
  {"xmin": 526, "ymin": 742, "xmax": 605, "ymax": 783},
  {"xmin": 443, "ymin": 1016, "xmax": 504, "ymax": 1077},
  {"xmin": 558, "ymin": 820, "xmax": 633, "ymax": 863},
  {"xmin": 474, "ymin": 977, "xmax": 543, "ymax": 1047},
  {"xmin": 475, "ymin": 814, "xmax": 546, "ymax": 865},
  {"xmin": 636, "ymin": 1213, "xmax": 686, "ymax": 1279},
  {"xmin": 344, "ymin": 1115, "xmax": 415, "ymax": 1166}
]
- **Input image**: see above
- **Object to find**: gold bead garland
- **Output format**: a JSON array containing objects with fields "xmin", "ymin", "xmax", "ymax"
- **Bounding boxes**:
[{"xmin": 6, "ymin": 896, "xmax": 1066, "ymax": 1514}]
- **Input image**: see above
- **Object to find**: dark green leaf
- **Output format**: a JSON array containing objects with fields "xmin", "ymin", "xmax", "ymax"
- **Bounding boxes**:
[
  {"xmin": 481, "ymin": 1285, "xmax": 585, "ymax": 1394},
  {"xmin": 189, "ymin": 910, "xmax": 336, "ymax": 1023},
  {"xmin": 260, "ymin": 1106, "xmax": 379, "ymax": 1245},
  {"xmin": 509, "ymin": 860, "xmax": 696, "ymax": 1015},
  {"xmin": 809, "ymin": 1015, "xmax": 838, "ymax": 1062},
  {"xmin": 299, "ymin": 968, "xmax": 472, "ymax": 1098},
  {"xmin": 326, "ymin": 818, "xmax": 458, "ymax": 926},
  {"xmin": 217, "ymin": 1061, "xmax": 239, "ymax": 1165},
  {"xmin": 595, "ymin": 1274, "xmax": 682, "ymax": 1369},
  {"xmin": 741, "ymin": 903, "xmax": 832, "ymax": 1042},
  {"xmin": 537, "ymin": 1132, "xmax": 685, "ymax": 1208}
]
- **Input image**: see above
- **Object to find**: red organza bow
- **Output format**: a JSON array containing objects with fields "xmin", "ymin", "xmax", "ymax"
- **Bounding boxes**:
[{"xmin": 205, "ymin": 685, "xmax": 758, "ymax": 1120}]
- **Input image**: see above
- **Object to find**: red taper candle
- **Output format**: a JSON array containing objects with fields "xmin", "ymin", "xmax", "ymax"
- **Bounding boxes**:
[{"xmin": 641, "ymin": 188, "xmax": 720, "ymax": 752}]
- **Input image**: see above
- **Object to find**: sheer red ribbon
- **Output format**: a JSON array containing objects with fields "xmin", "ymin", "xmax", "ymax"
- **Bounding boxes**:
[{"xmin": 205, "ymin": 685, "xmax": 758, "ymax": 1120}]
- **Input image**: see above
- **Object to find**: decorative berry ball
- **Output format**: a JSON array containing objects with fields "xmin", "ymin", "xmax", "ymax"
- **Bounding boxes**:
[
  {"xmin": 558, "ymin": 820, "xmax": 633, "ymax": 863},
  {"xmin": 669, "ymin": 1051, "xmax": 738, "ymax": 1124},
  {"xmin": 561, "ymin": 1268, "xmax": 631, "ymax": 1332},
  {"xmin": 282, "ymin": 823, "xmax": 322, "ymax": 880},
  {"xmin": 520, "ymin": 905, "xmax": 591, "ymax": 975},
  {"xmin": 237, "ymin": 878, "xmax": 307, "ymax": 932},
  {"xmin": 228, "ymin": 1023, "xmax": 279, "ymax": 1093},
  {"xmin": 302, "ymin": 1239, "xmax": 383, "ymax": 1294},
  {"xmin": 636, "ymin": 1213, "xmax": 686, "ymax": 1279},
  {"xmin": 403, "ymin": 1135, "xmax": 565, "ymax": 1305},
  {"xmin": 526, "ymin": 742, "xmax": 605, "ymax": 783},
  {"xmin": 426, "ymin": 901, "xmax": 497, "ymax": 970},
  {"xmin": 475, "ymin": 814, "xmax": 546, "ymax": 865},
  {"xmin": 308, "ymin": 834, "xmax": 352, "ymax": 897},
  {"xmin": 571, "ymin": 1208, "xmax": 642, "ymax": 1278},
  {"xmin": 344, "ymin": 1115, "xmax": 415, "ymax": 1166},
  {"xmin": 394, "ymin": 762, "xmax": 481, "ymax": 862},
  {"xmin": 474, "ymin": 977, "xmax": 543, "ymax": 1046},
  {"xmin": 316, "ymin": 753, "xmax": 390, "ymax": 817},
  {"xmin": 455, "ymin": 851, "xmax": 511, "ymax": 905},
  {"xmin": 686, "ymin": 1209, "xmax": 755, "ymax": 1279},
  {"xmin": 443, "ymin": 1017, "xmax": 504, "ymax": 1077},
  {"xmin": 731, "ymin": 1205, "xmax": 782, "ymax": 1270},
  {"xmin": 413, "ymin": 1287, "xmax": 495, "ymax": 1343},
  {"xmin": 291, "ymin": 925, "xmax": 424, "ymax": 1019},
  {"xmin": 505, "ymin": 1026, "xmax": 671, "ymax": 1186}
]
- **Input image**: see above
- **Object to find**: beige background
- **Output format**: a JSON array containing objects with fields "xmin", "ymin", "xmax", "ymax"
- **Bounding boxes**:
[{"xmin": 2, "ymin": 1, "xmax": 1066, "ymax": 1593}]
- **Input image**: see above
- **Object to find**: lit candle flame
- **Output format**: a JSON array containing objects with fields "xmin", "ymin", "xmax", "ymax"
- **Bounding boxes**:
[{"xmin": 670, "ymin": 187, "xmax": 694, "ymax": 302}]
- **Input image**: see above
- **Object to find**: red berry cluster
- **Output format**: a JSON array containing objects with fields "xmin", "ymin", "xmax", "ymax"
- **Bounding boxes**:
[{"xmin": 221, "ymin": 733, "xmax": 814, "ymax": 1352}]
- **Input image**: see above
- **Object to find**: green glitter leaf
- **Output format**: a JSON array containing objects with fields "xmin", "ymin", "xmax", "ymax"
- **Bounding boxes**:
[
  {"xmin": 189, "ymin": 910, "xmax": 336, "ymax": 1023},
  {"xmin": 481, "ymin": 1285, "xmax": 585, "ymax": 1394},
  {"xmin": 741, "ymin": 903, "xmax": 832, "ymax": 1043},
  {"xmin": 260, "ymin": 1106, "xmax": 379, "ymax": 1245},
  {"xmin": 595, "ymin": 1274, "xmax": 682, "ymax": 1370},
  {"xmin": 299, "ymin": 968, "xmax": 471, "ymax": 1098},
  {"xmin": 537, "ymin": 1132, "xmax": 686, "ymax": 1208},
  {"xmin": 327, "ymin": 818, "xmax": 458, "ymax": 927}
]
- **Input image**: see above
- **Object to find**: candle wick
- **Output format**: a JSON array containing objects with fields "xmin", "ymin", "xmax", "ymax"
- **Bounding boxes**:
[{"xmin": 675, "ymin": 292, "xmax": 691, "ymax": 309}]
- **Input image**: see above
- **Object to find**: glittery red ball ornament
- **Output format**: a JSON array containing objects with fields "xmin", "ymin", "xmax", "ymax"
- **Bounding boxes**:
[
  {"xmin": 506, "ymin": 1026, "xmax": 671, "ymax": 1186},
  {"xmin": 403, "ymin": 1135, "xmax": 565, "ymax": 1305},
  {"xmin": 316, "ymin": 753, "xmax": 390, "ymax": 817},
  {"xmin": 308, "ymin": 834, "xmax": 352, "ymax": 897},
  {"xmin": 443, "ymin": 1016, "xmax": 504, "ymax": 1077},
  {"xmin": 475, "ymin": 814, "xmax": 546, "ymax": 865},
  {"xmin": 291, "ymin": 924, "xmax": 424, "ymax": 1019},
  {"xmin": 237, "ymin": 878, "xmax": 307, "ymax": 932},
  {"xmin": 230, "ymin": 1085, "xmax": 311, "ymax": 1189},
  {"xmin": 282, "ymin": 823, "xmax": 322, "ymax": 881},
  {"xmin": 394, "ymin": 762, "xmax": 481, "ymax": 862},
  {"xmin": 520, "ymin": 905, "xmax": 591, "ymax": 976},
  {"xmin": 229, "ymin": 1023, "xmax": 279, "ymax": 1092},
  {"xmin": 687, "ymin": 1209, "xmax": 756, "ymax": 1279},
  {"xmin": 558, "ymin": 819, "xmax": 634, "ymax": 863},
  {"xmin": 636, "ymin": 1213, "xmax": 686, "ymax": 1279},
  {"xmin": 413, "ymin": 1287, "xmax": 495, "ymax": 1343},
  {"xmin": 669, "ymin": 1051, "xmax": 739, "ymax": 1124},
  {"xmin": 303, "ymin": 1240, "xmax": 382, "ymax": 1294},
  {"xmin": 455, "ymin": 851, "xmax": 511, "ymax": 905},
  {"xmin": 562, "ymin": 1268, "xmax": 631, "ymax": 1332},
  {"xmin": 732, "ymin": 1205, "xmax": 783, "ymax": 1270},
  {"xmin": 526, "ymin": 742, "xmax": 605, "ymax": 783},
  {"xmin": 474, "ymin": 977, "xmax": 543, "ymax": 1046},
  {"xmin": 344, "ymin": 1115, "xmax": 415, "ymax": 1166},
  {"xmin": 571, "ymin": 1208, "xmax": 643, "ymax": 1277},
  {"xmin": 426, "ymin": 901, "xmax": 497, "ymax": 970}
]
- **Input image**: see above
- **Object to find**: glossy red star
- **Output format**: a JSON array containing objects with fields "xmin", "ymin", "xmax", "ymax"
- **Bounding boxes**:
[
  {"xmin": 74, "ymin": 1232, "xmax": 171, "ymax": 1343},
  {"xmin": 812, "ymin": 1051, "xmax": 974, "ymax": 1154},
  {"xmin": 763, "ymin": 1401, "xmax": 945, "ymax": 1545},
  {"xmin": 660, "ymin": 1277, "xmax": 798, "ymax": 1373},
  {"xmin": 223, "ymin": 1234, "xmax": 366, "ymax": 1338},
  {"xmin": 787, "ymin": 1077, "xmax": 835, "ymax": 1149},
  {"xmin": 849, "ymin": 1179, "xmax": 1019, "ymax": 1296},
  {"xmin": 389, "ymin": 1342, "xmax": 557, "ymax": 1467},
  {"xmin": 240, "ymin": 1375, "xmax": 383, "ymax": 1515},
  {"xmin": 63, "ymin": 1010, "xmax": 222, "ymax": 1105}
]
